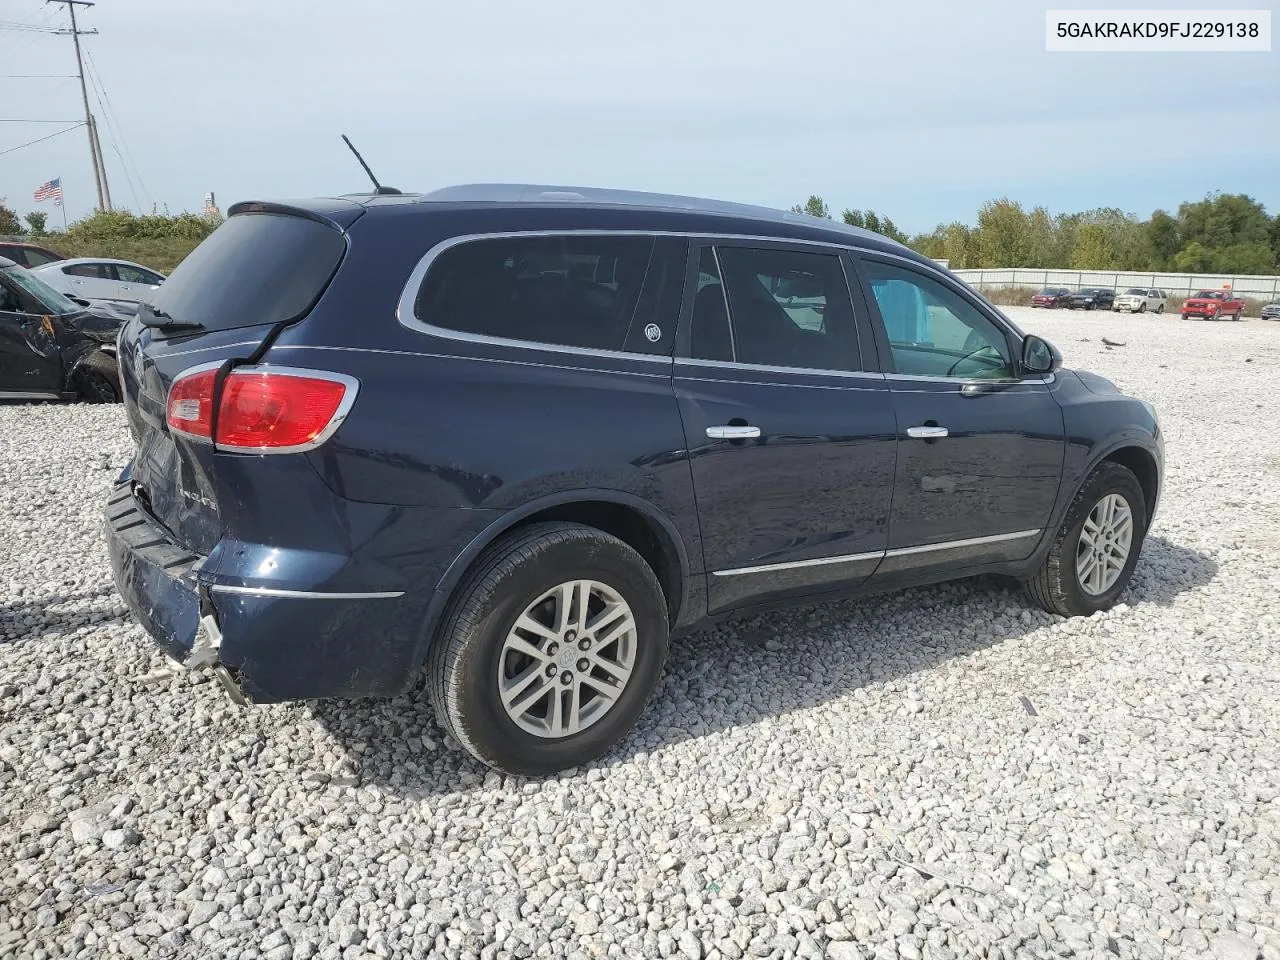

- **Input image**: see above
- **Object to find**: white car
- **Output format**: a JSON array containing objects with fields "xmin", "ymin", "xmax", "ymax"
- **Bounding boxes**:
[
  {"xmin": 30, "ymin": 257, "xmax": 165, "ymax": 305},
  {"xmin": 1113, "ymin": 287, "xmax": 1167, "ymax": 314}
]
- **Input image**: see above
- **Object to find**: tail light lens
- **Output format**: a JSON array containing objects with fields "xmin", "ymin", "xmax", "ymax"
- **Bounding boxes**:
[{"xmin": 167, "ymin": 365, "xmax": 356, "ymax": 453}]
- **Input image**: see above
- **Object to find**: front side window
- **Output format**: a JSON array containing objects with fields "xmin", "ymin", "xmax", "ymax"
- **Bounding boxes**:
[
  {"xmin": 861, "ymin": 260, "xmax": 1014, "ymax": 380},
  {"xmin": 414, "ymin": 235, "xmax": 654, "ymax": 352},
  {"xmin": 689, "ymin": 245, "xmax": 859, "ymax": 371}
]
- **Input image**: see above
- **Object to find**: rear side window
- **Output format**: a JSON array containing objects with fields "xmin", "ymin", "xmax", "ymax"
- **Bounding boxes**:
[
  {"xmin": 147, "ymin": 213, "xmax": 345, "ymax": 332},
  {"xmin": 414, "ymin": 235, "xmax": 655, "ymax": 351},
  {"xmin": 690, "ymin": 244, "xmax": 861, "ymax": 372},
  {"xmin": 65, "ymin": 262, "xmax": 110, "ymax": 278}
]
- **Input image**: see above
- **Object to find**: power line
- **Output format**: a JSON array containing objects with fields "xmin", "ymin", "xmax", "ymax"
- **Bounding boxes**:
[
  {"xmin": 0, "ymin": 8, "xmax": 60, "ymax": 60},
  {"xmin": 0, "ymin": 118, "xmax": 85, "ymax": 123},
  {"xmin": 45, "ymin": 0, "xmax": 110, "ymax": 211},
  {"xmin": 0, "ymin": 19, "xmax": 61, "ymax": 32},
  {"xmin": 0, "ymin": 74, "xmax": 79, "ymax": 78},
  {"xmin": 85, "ymin": 49, "xmax": 151, "ymax": 210},
  {"xmin": 84, "ymin": 53, "xmax": 141, "ymax": 211},
  {"xmin": 0, "ymin": 121, "xmax": 84, "ymax": 158}
]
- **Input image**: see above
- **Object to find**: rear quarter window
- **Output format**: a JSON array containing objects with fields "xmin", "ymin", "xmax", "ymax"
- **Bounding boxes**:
[
  {"xmin": 412, "ymin": 234, "xmax": 655, "ymax": 352},
  {"xmin": 147, "ymin": 212, "xmax": 346, "ymax": 332}
]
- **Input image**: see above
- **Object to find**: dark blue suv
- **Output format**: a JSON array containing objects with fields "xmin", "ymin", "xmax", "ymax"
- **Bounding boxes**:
[{"xmin": 106, "ymin": 184, "xmax": 1162, "ymax": 774}]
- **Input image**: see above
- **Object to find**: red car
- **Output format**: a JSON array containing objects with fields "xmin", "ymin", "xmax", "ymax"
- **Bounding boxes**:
[
  {"xmin": 0, "ymin": 240, "xmax": 64, "ymax": 269},
  {"xmin": 1031, "ymin": 287, "xmax": 1072, "ymax": 308},
  {"xmin": 1181, "ymin": 289, "xmax": 1245, "ymax": 321}
]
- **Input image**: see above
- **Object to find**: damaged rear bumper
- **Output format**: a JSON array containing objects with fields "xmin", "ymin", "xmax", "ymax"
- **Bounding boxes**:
[{"xmin": 105, "ymin": 476, "xmax": 426, "ymax": 703}]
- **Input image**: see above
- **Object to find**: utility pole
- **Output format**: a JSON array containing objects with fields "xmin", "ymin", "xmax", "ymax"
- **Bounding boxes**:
[{"xmin": 50, "ymin": 0, "xmax": 111, "ymax": 212}]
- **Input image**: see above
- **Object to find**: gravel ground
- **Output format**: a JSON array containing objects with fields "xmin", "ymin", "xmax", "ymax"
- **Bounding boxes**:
[{"xmin": 2, "ymin": 308, "xmax": 1279, "ymax": 960}]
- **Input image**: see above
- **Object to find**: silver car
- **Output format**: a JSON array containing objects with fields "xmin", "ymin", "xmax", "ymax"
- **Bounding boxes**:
[
  {"xmin": 30, "ymin": 257, "xmax": 166, "ymax": 305},
  {"xmin": 1113, "ymin": 287, "xmax": 1167, "ymax": 314}
]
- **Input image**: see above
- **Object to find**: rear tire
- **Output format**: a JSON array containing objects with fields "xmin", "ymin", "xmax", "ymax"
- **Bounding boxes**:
[
  {"xmin": 1023, "ymin": 462, "xmax": 1147, "ymax": 617},
  {"xmin": 427, "ymin": 522, "xmax": 669, "ymax": 775}
]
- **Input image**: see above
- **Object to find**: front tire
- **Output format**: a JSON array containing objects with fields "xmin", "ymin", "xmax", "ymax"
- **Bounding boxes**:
[
  {"xmin": 1024, "ymin": 462, "xmax": 1147, "ymax": 617},
  {"xmin": 427, "ymin": 522, "xmax": 668, "ymax": 775},
  {"xmin": 1138, "ymin": 303, "xmax": 1146, "ymax": 313}
]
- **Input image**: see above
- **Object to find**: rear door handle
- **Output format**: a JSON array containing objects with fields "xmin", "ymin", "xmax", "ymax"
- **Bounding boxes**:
[
  {"xmin": 906, "ymin": 425, "xmax": 949, "ymax": 439},
  {"xmin": 707, "ymin": 425, "xmax": 761, "ymax": 440}
]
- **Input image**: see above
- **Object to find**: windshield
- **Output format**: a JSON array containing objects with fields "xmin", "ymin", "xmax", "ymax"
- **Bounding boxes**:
[
  {"xmin": 0, "ymin": 263, "xmax": 80, "ymax": 316},
  {"xmin": 1125, "ymin": 288, "xmax": 1147, "ymax": 295},
  {"xmin": 1194, "ymin": 290, "xmax": 1224, "ymax": 299}
]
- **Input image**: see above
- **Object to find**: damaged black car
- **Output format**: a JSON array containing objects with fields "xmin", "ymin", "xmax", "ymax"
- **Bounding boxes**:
[{"xmin": 0, "ymin": 255, "xmax": 124, "ymax": 402}]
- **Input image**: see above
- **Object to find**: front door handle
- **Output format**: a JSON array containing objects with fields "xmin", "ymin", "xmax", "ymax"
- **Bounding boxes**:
[
  {"xmin": 906, "ymin": 425, "xmax": 949, "ymax": 439},
  {"xmin": 707, "ymin": 425, "xmax": 761, "ymax": 440}
]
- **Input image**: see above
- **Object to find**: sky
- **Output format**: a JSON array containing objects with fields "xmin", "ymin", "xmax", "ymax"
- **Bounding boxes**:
[{"xmin": 1, "ymin": 0, "xmax": 1277, "ymax": 233}]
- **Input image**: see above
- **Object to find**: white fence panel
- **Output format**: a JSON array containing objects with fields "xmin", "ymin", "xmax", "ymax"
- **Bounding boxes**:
[{"xmin": 951, "ymin": 268, "xmax": 1280, "ymax": 301}]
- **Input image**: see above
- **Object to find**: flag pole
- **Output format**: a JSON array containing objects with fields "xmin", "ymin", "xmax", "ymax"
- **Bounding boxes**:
[{"xmin": 61, "ymin": 189, "xmax": 68, "ymax": 231}]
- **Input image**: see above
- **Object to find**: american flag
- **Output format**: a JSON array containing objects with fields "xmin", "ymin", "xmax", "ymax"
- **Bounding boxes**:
[{"xmin": 33, "ymin": 178, "xmax": 63, "ymax": 206}]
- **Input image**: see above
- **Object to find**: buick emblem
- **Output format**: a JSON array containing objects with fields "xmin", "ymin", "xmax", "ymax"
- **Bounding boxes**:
[{"xmin": 644, "ymin": 323, "xmax": 662, "ymax": 342}]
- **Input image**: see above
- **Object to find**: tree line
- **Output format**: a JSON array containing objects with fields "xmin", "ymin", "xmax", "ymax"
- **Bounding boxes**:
[{"xmin": 793, "ymin": 192, "xmax": 1280, "ymax": 275}]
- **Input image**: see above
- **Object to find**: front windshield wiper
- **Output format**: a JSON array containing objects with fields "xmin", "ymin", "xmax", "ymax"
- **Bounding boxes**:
[{"xmin": 139, "ymin": 304, "xmax": 204, "ymax": 333}]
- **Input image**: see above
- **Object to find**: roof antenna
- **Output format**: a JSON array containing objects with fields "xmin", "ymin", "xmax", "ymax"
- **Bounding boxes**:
[{"xmin": 341, "ymin": 134, "xmax": 401, "ymax": 195}]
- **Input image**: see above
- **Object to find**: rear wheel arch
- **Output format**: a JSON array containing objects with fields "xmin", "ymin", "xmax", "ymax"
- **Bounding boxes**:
[{"xmin": 410, "ymin": 492, "xmax": 691, "ymax": 680}]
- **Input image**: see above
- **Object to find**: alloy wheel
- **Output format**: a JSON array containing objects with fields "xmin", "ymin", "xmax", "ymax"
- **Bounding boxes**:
[
  {"xmin": 497, "ymin": 580, "xmax": 637, "ymax": 738},
  {"xmin": 1076, "ymin": 493, "xmax": 1134, "ymax": 596}
]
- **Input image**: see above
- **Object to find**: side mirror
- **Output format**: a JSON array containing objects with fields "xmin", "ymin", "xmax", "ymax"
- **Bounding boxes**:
[{"xmin": 1022, "ymin": 334, "xmax": 1061, "ymax": 375}]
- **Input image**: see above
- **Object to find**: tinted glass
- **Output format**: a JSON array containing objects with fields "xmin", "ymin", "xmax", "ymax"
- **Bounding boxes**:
[
  {"xmin": 862, "ymin": 260, "xmax": 1013, "ymax": 379},
  {"xmin": 65, "ymin": 263, "xmax": 109, "ymax": 278},
  {"xmin": 148, "ymin": 213, "xmax": 345, "ymax": 332},
  {"xmin": 710, "ymin": 246, "xmax": 860, "ymax": 371},
  {"xmin": 688, "ymin": 247, "xmax": 733, "ymax": 362},
  {"xmin": 25, "ymin": 249, "xmax": 59, "ymax": 267},
  {"xmin": 415, "ymin": 235, "xmax": 654, "ymax": 351},
  {"xmin": 117, "ymin": 265, "xmax": 163, "ymax": 285}
]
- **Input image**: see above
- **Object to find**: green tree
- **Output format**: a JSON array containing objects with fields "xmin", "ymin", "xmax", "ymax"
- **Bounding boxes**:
[
  {"xmin": 1070, "ymin": 224, "xmax": 1119, "ymax": 269},
  {"xmin": 791, "ymin": 195, "xmax": 831, "ymax": 219},
  {"xmin": 1172, "ymin": 242, "xmax": 1214, "ymax": 272},
  {"xmin": 1025, "ymin": 206, "xmax": 1056, "ymax": 267},
  {"xmin": 0, "ymin": 203, "xmax": 24, "ymax": 235},
  {"xmin": 1177, "ymin": 193, "xmax": 1270, "ymax": 249},
  {"xmin": 25, "ymin": 211, "xmax": 48, "ymax": 237},
  {"xmin": 1146, "ymin": 210, "xmax": 1180, "ymax": 269},
  {"xmin": 942, "ymin": 222, "xmax": 978, "ymax": 268},
  {"xmin": 976, "ymin": 198, "xmax": 1032, "ymax": 267},
  {"xmin": 1213, "ymin": 243, "xmax": 1276, "ymax": 274},
  {"xmin": 843, "ymin": 208, "xmax": 908, "ymax": 243}
]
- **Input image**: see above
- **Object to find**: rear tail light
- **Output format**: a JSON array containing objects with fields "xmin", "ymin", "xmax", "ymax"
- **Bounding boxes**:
[{"xmin": 167, "ymin": 365, "xmax": 356, "ymax": 453}]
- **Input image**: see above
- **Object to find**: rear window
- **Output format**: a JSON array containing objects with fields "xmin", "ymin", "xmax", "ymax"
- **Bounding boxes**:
[
  {"xmin": 147, "ymin": 212, "xmax": 345, "ymax": 332},
  {"xmin": 414, "ymin": 234, "xmax": 654, "ymax": 351}
]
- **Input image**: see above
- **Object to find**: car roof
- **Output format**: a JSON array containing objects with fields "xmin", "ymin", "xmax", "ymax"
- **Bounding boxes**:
[
  {"xmin": 233, "ymin": 183, "xmax": 928, "ymax": 263},
  {"xmin": 38, "ymin": 256, "xmax": 159, "ymax": 271}
]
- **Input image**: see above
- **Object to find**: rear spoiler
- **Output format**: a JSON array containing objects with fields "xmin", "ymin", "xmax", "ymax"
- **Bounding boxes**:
[{"xmin": 226, "ymin": 198, "xmax": 366, "ymax": 232}]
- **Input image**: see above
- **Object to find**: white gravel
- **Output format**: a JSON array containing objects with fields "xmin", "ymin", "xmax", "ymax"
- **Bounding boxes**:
[{"xmin": 2, "ymin": 308, "xmax": 1279, "ymax": 960}]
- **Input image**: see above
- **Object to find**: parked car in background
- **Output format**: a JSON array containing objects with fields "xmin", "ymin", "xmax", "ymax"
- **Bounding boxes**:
[
  {"xmin": 31, "ymin": 257, "xmax": 166, "ymax": 305},
  {"xmin": 106, "ymin": 184, "xmax": 1164, "ymax": 775},
  {"xmin": 1031, "ymin": 287, "xmax": 1072, "ymax": 308},
  {"xmin": 0, "ymin": 256, "xmax": 123, "ymax": 401},
  {"xmin": 1181, "ymin": 289, "xmax": 1245, "ymax": 321},
  {"xmin": 1261, "ymin": 299, "xmax": 1280, "ymax": 321},
  {"xmin": 0, "ymin": 240, "xmax": 65, "ymax": 269},
  {"xmin": 1067, "ymin": 288, "xmax": 1115, "ymax": 311},
  {"xmin": 1113, "ymin": 288, "xmax": 1167, "ymax": 314}
]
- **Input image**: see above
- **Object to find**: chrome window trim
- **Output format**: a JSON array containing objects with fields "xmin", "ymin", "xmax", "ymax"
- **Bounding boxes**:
[
  {"xmin": 708, "ymin": 245, "xmax": 736, "ymax": 360},
  {"xmin": 271, "ymin": 343, "xmax": 671, "ymax": 379},
  {"xmin": 393, "ymin": 229, "xmax": 984, "ymax": 373},
  {"xmin": 676, "ymin": 356, "xmax": 884, "ymax": 382},
  {"xmin": 711, "ymin": 528, "xmax": 1041, "ymax": 576},
  {"xmin": 209, "ymin": 584, "xmax": 404, "ymax": 600}
]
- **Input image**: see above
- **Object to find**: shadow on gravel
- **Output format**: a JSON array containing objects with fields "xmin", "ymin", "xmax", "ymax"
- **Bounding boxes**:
[
  {"xmin": 0, "ymin": 589, "xmax": 122, "ymax": 645},
  {"xmin": 312, "ymin": 534, "xmax": 1216, "ymax": 796}
]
